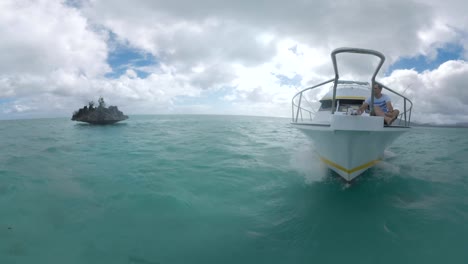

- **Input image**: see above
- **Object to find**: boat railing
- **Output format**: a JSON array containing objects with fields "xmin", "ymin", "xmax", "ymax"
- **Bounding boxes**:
[
  {"xmin": 291, "ymin": 81, "xmax": 413, "ymax": 126},
  {"xmin": 292, "ymin": 79, "xmax": 413, "ymax": 127},
  {"xmin": 291, "ymin": 78, "xmax": 335, "ymax": 123},
  {"xmin": 292, "ymin": 47, "xmax": 413, "ymax": 127},
  {"xmin": 379, "ymin": 83, "xmax": 413, "ymax": 127}
]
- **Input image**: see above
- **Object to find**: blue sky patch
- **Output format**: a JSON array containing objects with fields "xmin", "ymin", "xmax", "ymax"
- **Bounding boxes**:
[
  {"xmin": 106, "ymin": 33, "xmax": 158, "ymax": 79},
  {"xmin": 64, "ymin": 0, "xmax": 83, "ymax": 8},
  {"xmin": 387, "ymin": 44, "xmax": 463, "ymax": 74},
  {"xmin": 0, "ymin": 98, "xmax": 14, "ymax": 104},
  {"xmin": 275, "ymin": 73, "xmax": 302, "ymax": 86}
]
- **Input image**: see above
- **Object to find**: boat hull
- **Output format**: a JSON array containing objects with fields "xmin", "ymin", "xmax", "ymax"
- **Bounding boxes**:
[{"xmin": 293, "ymin": 115, "xmax": 409, "ymax": 181}]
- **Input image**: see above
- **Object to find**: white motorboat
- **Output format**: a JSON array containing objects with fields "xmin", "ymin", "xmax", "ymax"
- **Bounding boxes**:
[{"xmin": 291, "ymin": 47, "xmax": 413, "ymax": 181}]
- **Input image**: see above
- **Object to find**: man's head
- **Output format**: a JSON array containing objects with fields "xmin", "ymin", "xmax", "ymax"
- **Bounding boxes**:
[{"xmin": 373, "ymin": 83, "xmax": 382, "ymax": 96}]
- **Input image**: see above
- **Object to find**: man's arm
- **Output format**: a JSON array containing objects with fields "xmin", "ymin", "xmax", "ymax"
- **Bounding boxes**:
[
  {"xmin": 357, "ymin": 102, "xmax": 369, "ymax": 115},
  {"xmin": 386, "ymin": 101, "xmax": 394, "ymax": 112}
]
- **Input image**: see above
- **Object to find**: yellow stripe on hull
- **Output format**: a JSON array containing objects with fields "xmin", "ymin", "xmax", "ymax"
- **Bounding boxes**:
[{"xmin": 319, "ymin": 157, "xmax": 381, "ymax": 175}]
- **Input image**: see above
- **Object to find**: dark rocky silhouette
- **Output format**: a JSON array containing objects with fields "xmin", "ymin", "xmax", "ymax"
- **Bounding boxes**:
[{"xmin": 72, "ymin": 97, "xmax": 128, "ymax": 124}]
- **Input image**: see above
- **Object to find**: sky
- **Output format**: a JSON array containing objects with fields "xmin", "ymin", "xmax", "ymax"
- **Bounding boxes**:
[{"xmin": 0, "ymin": 0, "xmax": 467, "ymax": 124}]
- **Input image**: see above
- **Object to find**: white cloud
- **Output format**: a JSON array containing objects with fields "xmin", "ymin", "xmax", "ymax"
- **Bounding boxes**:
[
  {"xmin": 383, "ymin": 60, "xmax": 468, "ymax": 124},
  {"xmin": 0, "ymin": 0, "xmax": 467, "ymax": 124},
  {"xmin": 0, "ymin": 0, "xmax": 109, "ymax": 98}
]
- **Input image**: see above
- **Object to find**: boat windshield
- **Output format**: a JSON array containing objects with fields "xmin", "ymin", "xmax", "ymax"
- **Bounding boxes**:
[
  {"xmin": 319, "ymin": 99, "xmax": 364, "ymax": 112},
  {"xmin": 319, "ymin": 100, "xmax": 332, "ymax": 111}
]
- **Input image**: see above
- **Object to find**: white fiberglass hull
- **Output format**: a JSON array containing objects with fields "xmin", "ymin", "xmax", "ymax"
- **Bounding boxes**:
[{"xmin": 293, "ymin": 115, "xmax": 409, "ymax": 181}]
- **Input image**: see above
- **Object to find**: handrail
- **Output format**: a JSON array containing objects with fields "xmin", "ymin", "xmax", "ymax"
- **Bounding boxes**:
[
  {"xmin": 292, "ymin": 47, "xmax": 413, "ymax": 127},
  {"xmin": 292, "ymin": 79, "xmax": 366, "ymax": 122},
  {"xmin": 291, "ymin": 80, "xmax": 412, "ymax": 126},
  {"xmin": 379, "ymin": 83, "xmax": 413, "ymax": 126},
  {"xmin": 291, "ymin": 78, "xmax": 334, "ymax": 121}
]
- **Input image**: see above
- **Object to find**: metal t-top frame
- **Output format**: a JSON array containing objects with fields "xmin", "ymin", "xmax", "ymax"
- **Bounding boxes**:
[{"xmin": 331, "ymin": 47, "xmax": 385, "ymax": 115}]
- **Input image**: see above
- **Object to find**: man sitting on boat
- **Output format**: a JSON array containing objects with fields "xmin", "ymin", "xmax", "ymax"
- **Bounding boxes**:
[{"xmin": 357, "ymin": 83, "xmax": 399, "ymax": 125}]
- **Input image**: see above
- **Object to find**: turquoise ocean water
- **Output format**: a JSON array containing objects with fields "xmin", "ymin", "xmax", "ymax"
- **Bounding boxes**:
[{"xmin": 1, "ymin": 115, "xmax": 468, "ymax": 263}]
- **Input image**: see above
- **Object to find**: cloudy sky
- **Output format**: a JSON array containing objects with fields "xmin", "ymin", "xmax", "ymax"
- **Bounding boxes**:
[{"xmin": 0, "ymin": 0, "xmax": 467, "ymax": 124}]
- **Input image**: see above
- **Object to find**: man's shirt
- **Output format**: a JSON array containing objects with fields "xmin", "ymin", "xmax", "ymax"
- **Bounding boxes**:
[{"xmin": 365, "ymin": 94, "xmax": 391, "ymax": 113}]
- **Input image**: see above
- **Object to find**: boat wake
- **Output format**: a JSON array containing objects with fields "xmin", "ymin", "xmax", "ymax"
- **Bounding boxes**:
[
  {"xmin": 290, "ymin": 145, "xmax": 328, "ymax": 184},
  {"xmin": 375, "ymin": 160, "xmax": 401, "ymax": 175},
  {"xmin": 383, "ymin": 150, "xmax": 397, "ymax": 160}
]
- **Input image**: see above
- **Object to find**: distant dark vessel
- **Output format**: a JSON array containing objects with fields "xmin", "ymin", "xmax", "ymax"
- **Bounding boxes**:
[{"xmin": 72, "ymin": 97, "xmax": 128, "ymax": 124}]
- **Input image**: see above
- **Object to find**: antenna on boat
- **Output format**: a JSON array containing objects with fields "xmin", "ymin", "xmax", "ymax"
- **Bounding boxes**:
[
  {"xmin": 392, "ymin": 82, "xmax": 414, "ymax": 106},
  {"xmin": 294, "ymin": 86, "xmax": 318, "ymax": 114}
]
